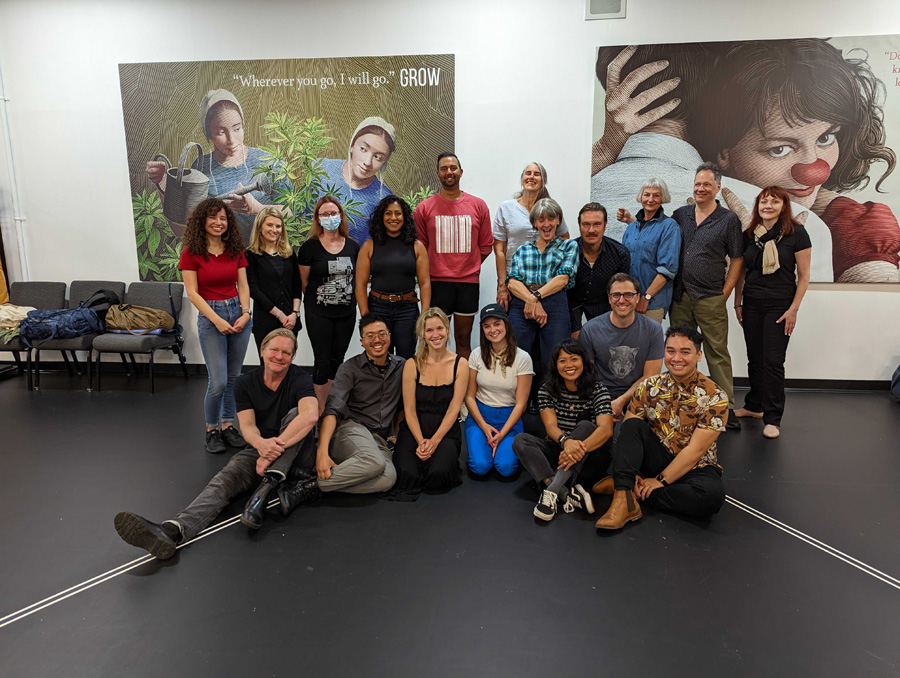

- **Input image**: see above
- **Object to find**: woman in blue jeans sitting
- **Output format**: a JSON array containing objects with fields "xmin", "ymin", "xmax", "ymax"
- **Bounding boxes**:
[
  {"xmin": 464, "ymin": 303, "xmax": 533, "ymax": 478},
  {"xmin": 355, "ymin": 195, "xmax": 430, "ymax": 359},
  {"xmin": 506, "ymin": 198, "xmax": 579, "ymax": 404},
  {"xmin": 179, "ymin": 198, "xmax": 253, "ymax": 454}
]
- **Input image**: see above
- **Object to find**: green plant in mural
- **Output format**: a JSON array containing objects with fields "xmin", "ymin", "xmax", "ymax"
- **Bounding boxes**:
[
  {"xmin": 132, "ymin": 189, "xmax": 182, "ymax": 282},
  {"xmin": 255, "ymin": 113, "xmax": 367, "ymax": 244},
  {"xmin": 400, "ymin": 186, "xmax": 436, "ymax": 211}
]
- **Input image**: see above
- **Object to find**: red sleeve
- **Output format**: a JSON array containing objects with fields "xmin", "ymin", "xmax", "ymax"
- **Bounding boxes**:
[
  {"xmin": 413, "ymin": 202, "xmax": 429, "ymax": 247},
  {"xmin": 477, "ymin": 199, "xmax": 493, "ymax": 255},
  {"xmin": 178, "ymin": 248, "xmax": 197, "ymax": 271},
  {"xmin": 822, "ymin": 197, "xmax": 900, "ymax": 279},
  {"xmin": 236, "ymin": 250, "xmax": 248, "ymax": 268}
]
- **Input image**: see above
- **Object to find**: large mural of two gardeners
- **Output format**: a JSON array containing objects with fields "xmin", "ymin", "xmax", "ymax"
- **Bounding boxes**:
[{"xmin": 119, "ymin": 54, "xmax": 454, "ymax": 281}]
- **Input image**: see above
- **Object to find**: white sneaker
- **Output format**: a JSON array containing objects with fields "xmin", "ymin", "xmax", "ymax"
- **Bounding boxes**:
[
  {"xmin": 533, "ymin": 489, "xmax": 558, "ymax": 521},
  {"xmin": 562, "ymin": 484, "xmax": 595, "ymax": 515}
]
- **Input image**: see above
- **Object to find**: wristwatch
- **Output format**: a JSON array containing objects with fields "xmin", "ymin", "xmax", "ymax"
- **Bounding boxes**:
[
  {"xmin": 533, "ymin": 290, "xmax": 543, "ymax": 301},
  {"xmin": 557, "ymin": 433, "xmax": 569, "ymax": 445},
  {"xmin": 656, "ymin": 473, "xmax": 668, "ymax": 487},
  {"xmin": 242, "ymin": 308, "xmax": 252, "ymax": 317},
  {"xmin": 644, "ymin": 293, "xmax": 652, "ymax": 301}
]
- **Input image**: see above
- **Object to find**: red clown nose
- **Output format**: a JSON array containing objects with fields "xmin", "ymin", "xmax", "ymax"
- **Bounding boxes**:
[{"xmin": 790, "ymin": 158, "xmax": 831, "ymax": 186}]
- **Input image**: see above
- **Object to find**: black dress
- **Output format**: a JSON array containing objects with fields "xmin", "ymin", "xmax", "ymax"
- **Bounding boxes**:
[{"xmin": 388, "ymin": 355, "xmax": 463, "ymax": 501}]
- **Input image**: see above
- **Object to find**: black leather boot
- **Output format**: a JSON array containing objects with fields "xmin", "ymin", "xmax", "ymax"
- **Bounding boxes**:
[
  {"xmin": 277, "ymin": 477, "xmax": 321, "ymax": 516},
  {"xmin": 240, "ymin": 474, "xmax": 279, "ymax": 529}
]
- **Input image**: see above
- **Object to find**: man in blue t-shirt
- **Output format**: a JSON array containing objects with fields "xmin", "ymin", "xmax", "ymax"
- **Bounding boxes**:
[
  {"xmin": 578, "ymin": 273, "xmax": 664, "ymax": 419},
  {"xmin": 114, "ymin": 329, "xmax": 319, "ymax": 560}
]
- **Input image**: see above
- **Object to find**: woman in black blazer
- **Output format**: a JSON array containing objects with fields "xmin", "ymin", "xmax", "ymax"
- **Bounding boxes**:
[{"xmin": 245, "ymin": 206, "xmax": 303, "ymax": 353}]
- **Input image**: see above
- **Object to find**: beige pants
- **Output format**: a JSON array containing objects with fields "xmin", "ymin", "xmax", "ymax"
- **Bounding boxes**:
[{"xmin": 644, "ymin": 307, "xmax": 666, "ymax": 324}]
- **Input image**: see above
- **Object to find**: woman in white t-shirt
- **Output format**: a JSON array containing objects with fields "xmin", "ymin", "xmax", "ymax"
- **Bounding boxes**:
[{"xmin": 464, "ymin": 304, "xmax": 533, "ymax": 477}]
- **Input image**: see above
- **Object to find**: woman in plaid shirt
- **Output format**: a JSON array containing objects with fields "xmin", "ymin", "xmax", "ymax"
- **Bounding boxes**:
[{"xmin": 506, "ymin": 198, "xmax": 579, "ymax": 380}]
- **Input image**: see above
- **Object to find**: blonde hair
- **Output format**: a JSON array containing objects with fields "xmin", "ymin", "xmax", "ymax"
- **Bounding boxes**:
[
  {"xmin": 260, "ymin": 328, "xmax": 297, "ymax": 356},
  {"xmin": 414, "ymin": 307, "xmax": 451, "ymax": 372},
  {"xmin": 247, "ymin": 206, "xmax": 292, "ymax": 257}
]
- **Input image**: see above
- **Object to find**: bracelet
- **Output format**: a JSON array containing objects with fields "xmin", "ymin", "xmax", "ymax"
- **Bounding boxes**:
[
  {"xmin": 557, "ymin": 433, "xmax": 569, "ymax": 445},
  {"xmin": 292, "ymin": 309, "xmax": 300, "ymax": 314},
  {"xmin": 734, "ymin": 304, "xmax": 742, "ymax": 308}
]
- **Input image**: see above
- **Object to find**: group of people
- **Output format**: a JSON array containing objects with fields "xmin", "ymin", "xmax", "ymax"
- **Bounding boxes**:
[{"xmin": 114, "ymin": 154, "xmax": 814, "ymax": 559}]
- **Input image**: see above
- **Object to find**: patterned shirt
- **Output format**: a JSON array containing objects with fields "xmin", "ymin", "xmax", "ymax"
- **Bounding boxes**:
[
  {"xmin": 567, "ymin": 236, "xmax": 632, "ymax": 321},
  {"xmin": 626, "ymin": 371, "xmax": 727, "ymax": 471},
  {"xmin": 672, "ymin": 202, "xmax": 743, "ymax": 301},
  {"xmin": 507, "ymin": 236, "xmax": 579, "ymax": 290},
  {"xmin": 538, "ymin": 381, "xmax": 612, "ymax": 435}
]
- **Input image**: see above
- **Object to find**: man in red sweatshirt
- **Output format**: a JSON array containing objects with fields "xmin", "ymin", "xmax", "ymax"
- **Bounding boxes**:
[{"xmin": 414, "ymin": 153, "xmax": 493, "ymax": 357}]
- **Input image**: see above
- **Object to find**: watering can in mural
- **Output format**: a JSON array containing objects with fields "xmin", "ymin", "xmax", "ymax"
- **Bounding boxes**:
[{"xmin": 151, "ymin": 143, "xmax": 209, "ymax": 235}]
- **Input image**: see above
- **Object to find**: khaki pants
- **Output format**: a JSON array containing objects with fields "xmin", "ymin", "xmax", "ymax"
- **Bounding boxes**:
[
  {"xmin": 669, "ymin": 294, "xmax": 734, "ymax": 407},
  {"xmin": 644, "ymin": 307, "xmax": 666, "ymax": 324}
]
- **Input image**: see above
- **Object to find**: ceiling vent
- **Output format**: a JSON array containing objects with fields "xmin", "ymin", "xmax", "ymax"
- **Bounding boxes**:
[{"xmin": 585, "ymin": 0, "xmax": 626, "ymax": 20}]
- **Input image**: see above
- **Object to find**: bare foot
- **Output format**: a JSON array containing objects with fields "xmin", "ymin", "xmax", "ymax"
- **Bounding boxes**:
[
  {"xmin": 762, "ymin": 424, "xmax": 780, "ymax": 439},
  {"xmin": 734, "ymin": 408, "xmax": 763, "ymax": 419}
]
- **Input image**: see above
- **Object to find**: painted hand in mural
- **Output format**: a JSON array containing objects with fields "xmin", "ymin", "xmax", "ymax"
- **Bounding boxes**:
[
  {"xmin": 224, "ymin": 184, "xmax": 263, "ymax": 215},
  {"xmin": 591, "ymin": 45, "xmax": 681, "ymax": 176}
]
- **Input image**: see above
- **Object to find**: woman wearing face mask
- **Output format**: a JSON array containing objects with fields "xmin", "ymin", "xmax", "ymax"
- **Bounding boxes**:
[
  {"xmin": 356, "ymin": 195, "xmax": 430, "ymax": 360},
  {"xmin": 298, "ymin": 196, "xmax": 360, "ymax": 412},
  {"xmin": 245, "ymin": 206, "xmax": 302, "ymax": 354},
  {"xmin": 147, "ymin": 89, "xmax": 293, "ymax": 244},
  {"xmin": 318, "ymin": 117, "xmax": 396, "ymax": 244}
]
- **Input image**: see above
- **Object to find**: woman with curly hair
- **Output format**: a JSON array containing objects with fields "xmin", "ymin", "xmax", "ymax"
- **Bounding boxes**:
[
  {"xmin": 298, "ymin": 196, "xmax": 360, "ymax": 412},
  {"xmin": 355, "ymin": 195, "xmax": 430, "ymax": 359},
  {"xmin": 179, "ymin": 198, "xmax": 253, "ymax": 454},
  {"xmin": 689, "ymin": 38, "xmax": 899, "ymax": 282}
]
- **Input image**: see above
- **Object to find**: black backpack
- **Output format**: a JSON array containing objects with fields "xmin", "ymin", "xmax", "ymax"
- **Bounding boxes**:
[{"xmin": 82, "ymin": 289, "xmax": 121, "ymax": 323}]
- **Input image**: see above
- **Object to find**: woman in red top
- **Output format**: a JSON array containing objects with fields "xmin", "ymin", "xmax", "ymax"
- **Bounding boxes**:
[{"xmin": 179, "ymin": 198, "xmax": 253, "ymax": 454}]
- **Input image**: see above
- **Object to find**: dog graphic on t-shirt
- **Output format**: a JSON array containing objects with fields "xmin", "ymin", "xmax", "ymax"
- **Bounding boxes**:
[{"xmin": 608, "ymin": 346, "xmax": 639, "ymax": 379}]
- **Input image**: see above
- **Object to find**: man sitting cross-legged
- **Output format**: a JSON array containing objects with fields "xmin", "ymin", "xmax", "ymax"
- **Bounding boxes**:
[
  {"xmin": 114, "ymin": 328, "xmax": 319, "ymax": 560},
  {"xmin": 594, "ymin": 324, "xmax": 727, "ymax": 530}
]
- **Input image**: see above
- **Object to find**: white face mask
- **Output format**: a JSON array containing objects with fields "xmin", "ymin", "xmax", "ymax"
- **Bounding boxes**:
[{"xmin": 321, "ymin": 215, "xmax": 341, "ymax": 232}]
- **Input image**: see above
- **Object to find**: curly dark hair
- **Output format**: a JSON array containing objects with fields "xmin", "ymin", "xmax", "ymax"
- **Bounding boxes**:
[
  {"xmin": 182, "ymin": 198, "xmax": 244, "ymax": 259},
  {"xmin": 543, "ymin": 339, "xmax": 597, "ymax": 400},
  {"xmin": 688, "ymin": 38, "xmax": 896, "ymax": 193},
  {"xmin": 369, "ymin": 195, "xmax": 416, "ymax": 245}
]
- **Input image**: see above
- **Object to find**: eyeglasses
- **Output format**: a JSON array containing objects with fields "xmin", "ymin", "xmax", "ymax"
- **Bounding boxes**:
[
  {"xmin": 609, "ymin": 292, "xmax": 638, "ymax": 301},
  {"xmin": 363, "ymin": 331, "xmax": 389, "ymax": 340},
  {"xmin": 318, "ymin": 211, "xmax": 340, "ymax": 218}
]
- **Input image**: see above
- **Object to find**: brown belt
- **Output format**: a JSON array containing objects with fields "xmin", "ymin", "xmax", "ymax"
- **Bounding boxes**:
[{"xmin": 370, "ymin": 289, "xmax": 419, "ymax": 303}]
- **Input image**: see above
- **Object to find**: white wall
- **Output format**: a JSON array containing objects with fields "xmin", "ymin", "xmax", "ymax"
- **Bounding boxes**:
[{"xmin": 1, "ymin": 0, "xmax": 899, "ymax": 379}]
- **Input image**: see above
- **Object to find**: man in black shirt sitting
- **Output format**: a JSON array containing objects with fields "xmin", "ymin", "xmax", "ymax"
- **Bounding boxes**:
[{"xmin": 114, "ymin": 328, "xmax": 319, "ymax": 560}]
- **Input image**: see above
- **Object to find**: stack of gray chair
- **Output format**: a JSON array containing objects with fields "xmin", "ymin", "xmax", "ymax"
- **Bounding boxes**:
[
  {"xmin": 31, "ymin": 280, "xmax": 126, "ymax": 391},
  {"xmin": 92, "ymin": 281, "xmax": 188, "ymax": 393},
  {"xmin": 0, "ymin": 281, "xmax": 67, "ymax": 390}
]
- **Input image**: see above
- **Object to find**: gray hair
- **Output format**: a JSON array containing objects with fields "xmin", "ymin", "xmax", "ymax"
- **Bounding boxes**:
[
  {"xmin": 513, "ymin": 162, "xmax": 551, "ymax": 201},
  {"xmin": 636, "ymin": 178, "xmax": 671, "ymax": 204},
  {"xmin": 529, "ymin": 198, "xmax": 564, "ymax": 227},
  {"xmin": 695, "ymin": 162, "xmax": 722, "ymax": 183}
]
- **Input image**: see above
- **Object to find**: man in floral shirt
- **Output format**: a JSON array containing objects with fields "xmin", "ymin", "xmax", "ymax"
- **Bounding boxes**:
[{"xmin": 594, "ymin": 324, "xmax": 727, "ymax": 530}]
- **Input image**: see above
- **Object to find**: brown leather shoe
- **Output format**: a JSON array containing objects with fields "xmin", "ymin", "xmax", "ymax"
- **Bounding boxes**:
[
  {"xmin": 595, "ymin": 489, "xmax": 642, "ymax": 530},
  {"xmin": 591, "ymin": 476, "xmax": 614, "ymax": 495}
]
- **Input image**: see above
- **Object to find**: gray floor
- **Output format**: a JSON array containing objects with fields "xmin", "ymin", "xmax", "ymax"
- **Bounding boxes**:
[{"xmin": 1, "ymin": 369, "xmax": 899, "ymax": 677}]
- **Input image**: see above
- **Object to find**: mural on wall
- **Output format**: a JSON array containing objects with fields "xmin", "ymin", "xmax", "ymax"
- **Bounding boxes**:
[
  {"xmin": 119, "ymin": 54, "xmax": 454, "ymax": 281},
  {"xmin": 590, "ymin": 36, "xmax": 900, "ymax": 284}
]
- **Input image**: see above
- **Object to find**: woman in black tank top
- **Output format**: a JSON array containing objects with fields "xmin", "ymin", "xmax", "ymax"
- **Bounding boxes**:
[
  {"xmin": 387, "ymin": 307, "xmax": 469, "ymax": 500},
  {"xmin": 355, "ymin": 196, "xmax": 431, "ymax": 359}
]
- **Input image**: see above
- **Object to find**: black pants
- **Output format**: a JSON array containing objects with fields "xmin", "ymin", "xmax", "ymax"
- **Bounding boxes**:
[
  {"xmin": 741, "ymin": 295, "xmax": 793, "ymax": 426},
  {"xmin": 251, "ymin": 311, "xmax": 300, "ymax": 354},
  {"xmin": 305, "ymin": 311, "xmax": 356, "ymax": 385},
  {"xmin": 612, "ymin": 418, "xmax": 725, "ymax": 518},
  {"xmin": 172, "ymin": 408, "xmax": 313, "ymax": 540},
  {"xmin": 512, "ymin": 420, "xmax": 601, "ymax": 486}
]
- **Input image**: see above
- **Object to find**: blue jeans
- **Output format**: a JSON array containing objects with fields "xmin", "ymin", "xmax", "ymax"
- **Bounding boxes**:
[
  {"xmin": 464, "ymin": 401, "xmax": 522, "ymax": 477},
  {"xmin": 368, "ymin": 296, "xmax": 418, "ymax": 360},
  {"xmin": 196, "ymin": 297, "xmax": 253, "ymax": 427},
  {"xmin": 509, "ymin": 291, "xmax": 570, "ymax": 375}
]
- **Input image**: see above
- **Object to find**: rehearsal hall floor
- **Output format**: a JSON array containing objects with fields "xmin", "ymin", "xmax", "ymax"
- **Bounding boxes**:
[{"xmin": 0, "ymin": 370, "xmax": 899, "ymax": 677}]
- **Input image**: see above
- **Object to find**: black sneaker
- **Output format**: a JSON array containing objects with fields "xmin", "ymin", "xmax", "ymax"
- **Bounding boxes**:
[
  {"xmin": 533, "ymin": 489, "xmax": 558, "ymax": 521},
  {"xmin": 221, "ymin": 426, "xmax": 247, "ymax": 448},
  {"xmin": 205, "ymin": 429, "xmax": 226, "ymax": 454},
  {"xmin": 563, "ymin": 484, "xmax": 595, "ymax": 515}
]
